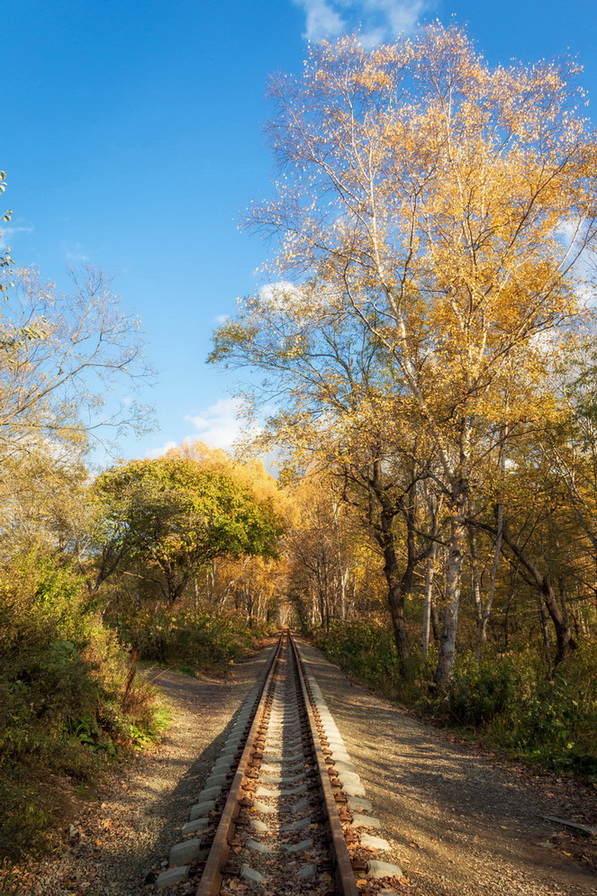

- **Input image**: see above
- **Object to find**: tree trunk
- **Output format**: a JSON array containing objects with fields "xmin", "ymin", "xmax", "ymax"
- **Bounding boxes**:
[
  {"xmin": 387, "ymin": 573, "xmax": 410, "ymax": 666},
  {"xmin": 477, "ymin": 509, "xmax": 502, "ymax": 656},
  {"xmin": 121, "ymin": 647, "xmax": 140, "ymax": 709},
  {"xmin": 468, "ymin": 515, "xmax": 578, "ymax": 670},
  {"xmin": 469, "ymin": 526, "xmax": 483, "ymax": 639},
  {"xmin": 502, "ymin": 573, "xmax": 517, "ymax": 650},
  {"xmin": 431, "ymin": 596, "xmax": 441, "ymax": 644},
  {"xmin": 436, "ymin": 493, "xmax": 466, "ymax": 688},
  {"xmin": 477, "ymin": 429, "xmax": 506, "ymax": 656},
  {"xmin": 421, "ymin": 540, "xmax": 437, "ymax": 657},
  {"xmin": 378, "ymin": 516, "xmax": 411, "ymax": 666},
  {"xmin": 541, "ymin": 575, "xmax": 576, "ymax": 667},
  {"xmin": 538, "ymin": 596, "xmax": 550, "ymax": 664}
]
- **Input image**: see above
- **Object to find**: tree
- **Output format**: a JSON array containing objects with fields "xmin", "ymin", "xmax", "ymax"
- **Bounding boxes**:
[
  {"xmin": 0, "ymin": 216, "xmax": 153, "ymax": 575},
  {"xmin": 0, "ymin": 265, "xmax": 152, "ymax": 457},
  {"xmin": 0, "ymin": 170, "xmax": 11, "ymax": 293},
  {"xmin": 215, "ymin": 25, "xmax": 597, "ymax": 685},
  {"xmin": 540, "ymin": 325, "xmax": 597, "ymax": 567},
  {"xmin": 283, "ymin": 473, "xmax": 354, "ymax": 629},
  {"xmin": 163, "ymin": 441, "xmax": 291, "ymax": 624},
  {"xmin": 212, "ymin": 283, "xmax": 439, "ymax": 663},
  {"xmin": 0, "ymin": 436, "xmax": 90, "ymax": 563},
  {"xmin": 469, "ymin": 433, "xmax": 582, "ymax": 670},
  {"xmin": 94, "ymin": 456, "xmax": 284, "ymax": 603}
]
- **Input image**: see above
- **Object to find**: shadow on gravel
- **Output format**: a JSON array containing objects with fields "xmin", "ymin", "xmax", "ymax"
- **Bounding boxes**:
[
  {"xmin": 107, "ymin": 654, "xmax": 270, "ymax": 895},
  {"xmin": 300, "ymin": 644, "xmax": 597, "ymax": 895}
]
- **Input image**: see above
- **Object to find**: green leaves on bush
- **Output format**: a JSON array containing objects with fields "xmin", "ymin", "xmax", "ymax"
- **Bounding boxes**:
[
  {"xmin": 0, "ymin": 551, "xmax": 165, "ymax": 859},
  {"xmin": 445, "ymin": 654, "xmax": 519, "ymax": 726},
  {"xmin": 116, "ymin": 604, "xmax": 264, "ymax": 672},
  {"xmin": 315, "ymin": 621, "xmax": 597, "ymax": 781},
  {"xmin": 314, "ymin": 621, "xmax": 434, "ymax": 702}
]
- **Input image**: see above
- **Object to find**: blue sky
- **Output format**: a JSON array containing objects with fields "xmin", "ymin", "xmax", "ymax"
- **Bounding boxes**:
[{"xmin": 2, "ymin": 0, "xmax": 596, "ymax": 464}]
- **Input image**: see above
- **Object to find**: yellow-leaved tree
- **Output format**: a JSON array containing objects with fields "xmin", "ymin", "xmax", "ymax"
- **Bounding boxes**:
[{"xmin": 214, "ymin": 25, "xmax": 597, "ymax": 685}]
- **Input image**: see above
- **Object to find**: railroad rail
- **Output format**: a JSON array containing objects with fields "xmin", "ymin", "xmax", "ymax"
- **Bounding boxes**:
[{"xmin": 156, "ymin": 631, "xmax": 403, "ymax": 895}]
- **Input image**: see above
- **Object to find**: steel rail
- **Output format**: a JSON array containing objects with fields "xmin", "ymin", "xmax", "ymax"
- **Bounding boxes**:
[
  {"xmin": 195, "ymin": 632, "xmax": 286, "ymax": 896},
  {"xmin": 289, "ymin": 633, "xmax": 360, "ymax": 896}
]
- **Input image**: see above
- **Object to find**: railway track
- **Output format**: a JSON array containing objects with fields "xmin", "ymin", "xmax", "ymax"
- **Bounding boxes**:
[{"xmin": 156, "ymin": 631, "xmax": 403, "ymax": 895}]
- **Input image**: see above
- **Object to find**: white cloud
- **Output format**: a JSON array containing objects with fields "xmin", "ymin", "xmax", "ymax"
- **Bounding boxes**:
[
  {"xmin": 293, "ymin": 0, "xmax": 427, "ymax": 45},
  {"xmin": 146, "ymin": 439, "xmax": 178, "ymax": 459},
  {"xmin": 555, "ymin": 216, "xmax": 595, "ymax": 305},
  {"xmin": 145, "ymin": 400, "xmax": 280, "ymax": 473},
  {"xmin": 367, "ymin": 0, "xmax": 424, "ymax": 35},
  {"xmin": 294, "ymin": 0, "xmax": 345, "ymax": 42},
  {"xmin": 0, "ymin": 225, "xmax": 34, "ymax": 249},
  {"xmin": 556, "ymin": 217, "xmax": 583, "ymax": 246},
  {"xmin": 145, "ymin": 400, "xmax": 249, "ymax": 458},
  {"xmin": 184, "ymin": 397, "xmax": 250, "ymax": 451},
  {"xmin": 258, "ymin": 280, "xmax": 303, "ymax": 309}
]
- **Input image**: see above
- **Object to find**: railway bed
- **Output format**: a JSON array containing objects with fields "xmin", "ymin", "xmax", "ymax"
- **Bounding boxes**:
[{"xmin": 155, "ymin": 631, "xmax": 403, "ymax": 895}]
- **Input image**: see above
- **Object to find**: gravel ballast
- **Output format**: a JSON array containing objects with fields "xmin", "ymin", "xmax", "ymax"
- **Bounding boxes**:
[
  {"xmin": 298, "ymin": 640, "xmax": 597, "ymax": 896},
  {"xmin": 3, "ymin": 637, "xmax": 596, "ymax": 896}
]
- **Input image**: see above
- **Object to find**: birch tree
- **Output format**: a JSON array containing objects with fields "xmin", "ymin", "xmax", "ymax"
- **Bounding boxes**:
[
  {"xmin": 217, "ymin": 25, "xmax": 597, "ymax": 685},
  {"xmin": 0, "ymin": 266, "xmax": 152, "ymax": 455}
]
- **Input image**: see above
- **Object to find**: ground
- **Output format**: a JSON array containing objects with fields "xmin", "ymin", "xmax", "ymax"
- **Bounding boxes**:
[
  {"xmin": 299, "ymin": 641, "xmax": 596, "ymax": 896},
  {"xmin": 2, "ymin": 638, "xmax": 595, "ymax": 896}
]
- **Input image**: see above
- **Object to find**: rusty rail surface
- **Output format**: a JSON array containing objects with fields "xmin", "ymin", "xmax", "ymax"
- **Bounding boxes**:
[
  {"xmin": 194, "ymin": 632, "xmax": 286, "ymax": 896},
  {"xmin": 193, "ymin": 630, "xmax": 360, "ymax": 896}
]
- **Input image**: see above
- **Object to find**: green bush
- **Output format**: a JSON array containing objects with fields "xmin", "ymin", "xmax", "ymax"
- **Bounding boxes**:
[
  {"xmin": 315, "ymin": 620, "xmax": 397, "ymax": 684},
  {"xmin": 439, "ymin": 648, "xmax": 596, "ymax": 777},
  {"xmin": 489, "ymin": 647, "xmax": 597, "ymax": 777},
  {"xmin": 314, "ymin": 620, "xmax": 434, "ymax": 703},
  {"xmin": 313, "ymin": 621, "xmax": 597, "ymax": 781},
  {"xmin": 116, "ymin": 604, "xmax": 265, "ymax": 672},
  {"xmin": 0, "ymin": 551, "xmax": 165, "ymax": 859},
  {"xmin": 443, "ymin": 653, "xmax": 520, "ymax": 726}
]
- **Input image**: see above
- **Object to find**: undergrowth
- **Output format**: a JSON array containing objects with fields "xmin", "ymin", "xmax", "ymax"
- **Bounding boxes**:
[
  {"xmin": 314, "ymin": 621, "xmax": 597, "ymax": 782},
  {"xmin": 0, "ymin": 552, "xmax": 167, "ymax": 860},
  {"xmin": 114, "ymin": 605, "xmax": 267, "ymax": 672}
]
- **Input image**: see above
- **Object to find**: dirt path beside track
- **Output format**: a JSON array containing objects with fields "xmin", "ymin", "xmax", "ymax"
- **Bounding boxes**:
[
  {"xmin": 1, "ymin": 644, "xmax": 275, "ymax": 896},
  {"xmin": 3, "ymin": 638, "xmax": 595, "ymax": 896},
  {"xmin": 299, "ymin": 640, "xmax": 596, "ymax": 896}
]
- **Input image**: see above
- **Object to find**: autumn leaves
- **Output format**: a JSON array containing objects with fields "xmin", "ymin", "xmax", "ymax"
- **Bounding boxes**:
[{"xmin": 212, "ymin": 25, "xmax": 597, "ymax": 685}]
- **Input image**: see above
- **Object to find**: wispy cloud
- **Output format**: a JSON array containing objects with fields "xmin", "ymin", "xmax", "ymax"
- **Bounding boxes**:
[
  {"xmin": 184, "ymin": 397, "xmax": 250, "ymax": 451},
  {"xmin": 146, "ymin": 398, "xmax": 256, "ymax": 460},
  {"xmin": 0, "ymin": 225, "xmax": 34, "ymax": 250},
  {"xmin": 63, "ymin": 241, "xmax": 91, "ymax": 265},
  {"xmin": 145, "ymin": 399, "xmax": 282, "ymax": 475},
  {"xmin": 292, "ymin": 0, "xmax": 427, "ymax": 45}
]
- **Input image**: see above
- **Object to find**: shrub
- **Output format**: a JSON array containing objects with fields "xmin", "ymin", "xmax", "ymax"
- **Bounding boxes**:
[
  {"xmin": 115, "ymin": 604, "xmax": 266, "ymax": 672},
  {"xmin": 313, "ymin": 621, "xmax": 597, "ymax": 781},
  {"xmin": 314, "ymin": 620, "xmax": 434, "ymax": 703},
  {"xmin": 0, "ymin": 551, "xmax": 165, "ymax": 859},
  {"xmin": 442, "ymin": 653, "xmax": 520, "ymax": 726},
  {"xmin": 489, "ymin": 647, "xmax": 597, "ymax": 777}
]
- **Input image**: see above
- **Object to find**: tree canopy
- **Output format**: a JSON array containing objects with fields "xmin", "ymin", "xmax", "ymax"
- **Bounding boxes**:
[
  {"xmin": 94, "ymin": 455, "xmax": 285, "ymax": 603},
  {"xmin": 0, "ymin": 266, "xmax": 152, "ymax": 457},
  {"xmin": 213, "ymin": 24, "xmax": 597, "ymax": 685}
]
